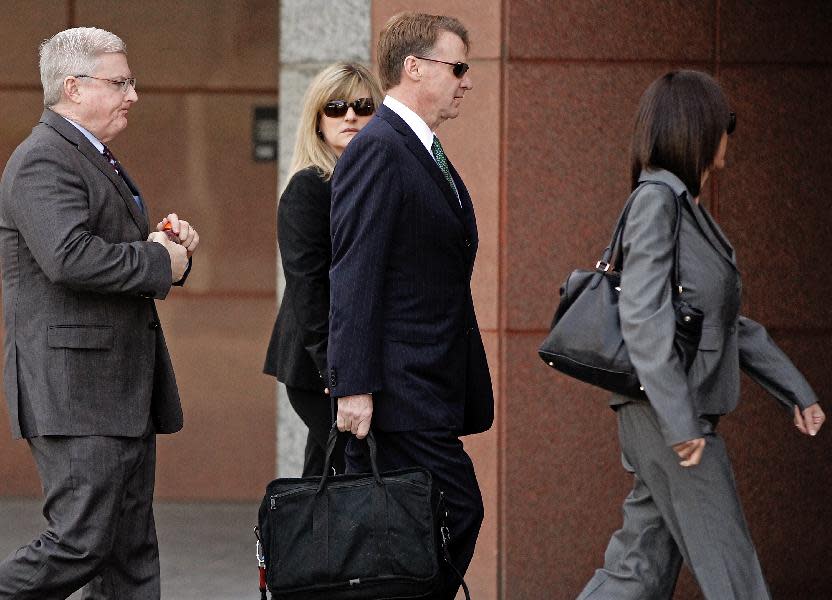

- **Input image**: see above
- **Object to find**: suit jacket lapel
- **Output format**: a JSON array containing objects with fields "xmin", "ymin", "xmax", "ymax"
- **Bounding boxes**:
[
  {"xmin": 683, "ymin": 192, "xmax": 737, "ymax": 269},
  {"xmin": 378, "ymin": 105, "xmax": 465, "ymax": 223},
  {"xmin": 117, "ymin": 165, "xmax": 149, "ymax": 235},
  {"xmin": 447, "ymin": 158, "xmax": 477, "ymax": 245},
  {"xmin": 40, "ymin": 110, "xmax": 148, "ymax": 238}
]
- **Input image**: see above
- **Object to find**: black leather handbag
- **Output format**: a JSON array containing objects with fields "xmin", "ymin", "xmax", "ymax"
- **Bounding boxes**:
[
  {"xmin": 538, "ymin": 181, "xmax": 703, "ymax": 397},
  {"xmin": 257, "ymin": 428, "xmax": 470, "ymax": 599}
]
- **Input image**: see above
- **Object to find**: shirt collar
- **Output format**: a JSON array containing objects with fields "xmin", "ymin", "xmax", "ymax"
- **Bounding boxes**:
[
  {"xmin": 383, "ymin": 95, "xmax": 435, "ymax": 155},
  {"xmin": 638, "ymin": 167, "xmax": 691, "ymax": 197},
  {"xmin": 61, "ymin": 116, "xmax": 105, "ymax": 154}
]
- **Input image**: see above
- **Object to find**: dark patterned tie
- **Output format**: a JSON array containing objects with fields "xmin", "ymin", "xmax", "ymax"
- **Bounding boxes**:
[
  {"xmin": 102, "ymin": 145, "xmax": 143, "ymax": 211},
  {"xmin": 431, "ymin": 136, "xmax": 460, "ymax": 205},
  {"xmin": 101, "ymin": 145, "xmax": 121, "ymax": 175}
]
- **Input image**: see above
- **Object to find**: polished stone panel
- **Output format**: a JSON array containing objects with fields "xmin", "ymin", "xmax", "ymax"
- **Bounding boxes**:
[
  {"xmin": 372, "ymin": 0, "xmax": 501, "ymax": 60},
  {"xmin": 503, "ymin": 331, "xmax": 629, "ymax": 598},
  {"xmin": 503, "ymin": 62, "xmax": 708, "ymax": 331},
  {"xmin": 155, "ymin": 296, "xmax": 277, "ymax": 501},
  {"xmin": 0, "ymin": 92, "xmax": 45, "ymax": 170},
  {"xmin": 717, "ymin": 66, "xmax": 832, "ymax": 329},
  {"xmin": 0, "ymin": 1, "xmax": 67, "ymax": 86},
  {"xmin": 508, "ymin": 0, "xmax": 714, "ymax": 61},
  {"xmin": 281, "ymin": 0, "xmax": 370, "ymax": 64},
  {"xmin": 462, "ymin": 328, "xmax": 499, "ymax": 599},
  {"xmin": 720, "ymin": 1, "xmax": 832, "ymax": 63},
  {"xmin": 115, "ymin": 92, "xmax": 278, "ymax": 295},
  {"xmin": 439, "ymin": 59, "xmax": 500, "ymax": 331},
  {"xmin": 76, "ymin": 0, "xmax": 279, "ymax": 89}
]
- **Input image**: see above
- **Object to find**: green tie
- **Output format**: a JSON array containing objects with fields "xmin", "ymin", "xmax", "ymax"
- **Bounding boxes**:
[{"xmin": 431, "ymin": 136, "xmax": 460, "ymax": 202}]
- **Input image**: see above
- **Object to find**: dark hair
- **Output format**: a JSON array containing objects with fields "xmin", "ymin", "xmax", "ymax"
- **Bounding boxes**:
[
  {"xmin": 630, "ymin": 70, "xmax": 731, "ymax": 197},
  {"xmin": 377, "ymin": 12, "xmax": 469, "ymax": 91}
]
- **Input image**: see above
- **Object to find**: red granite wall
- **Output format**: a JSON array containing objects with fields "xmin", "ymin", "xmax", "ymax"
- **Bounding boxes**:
[{"xmin": 502, "ymin": 1, "xmax": 832, "ymax": 598}]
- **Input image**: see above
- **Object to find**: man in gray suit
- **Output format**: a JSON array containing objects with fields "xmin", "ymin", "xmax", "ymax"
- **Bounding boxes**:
[{"xmin": 0, "ymin": 27, "xmax": 198, "ymax": 598}]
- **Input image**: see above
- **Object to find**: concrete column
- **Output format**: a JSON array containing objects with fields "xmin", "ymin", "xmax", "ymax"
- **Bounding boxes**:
[{"xmin": 276, "ymin": 0, "xmax": 372, "ymax": 476}]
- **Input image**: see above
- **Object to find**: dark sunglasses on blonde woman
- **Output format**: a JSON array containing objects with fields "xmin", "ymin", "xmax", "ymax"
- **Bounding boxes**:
[{"xmin": 323, "ymin": 98, "xmax": 375, "ymax": 118}]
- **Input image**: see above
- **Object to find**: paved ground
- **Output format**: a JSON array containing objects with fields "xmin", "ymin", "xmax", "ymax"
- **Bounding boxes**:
[{"xmin": 0, "ymin": 498, "xmax": 262, "ymax": 599}]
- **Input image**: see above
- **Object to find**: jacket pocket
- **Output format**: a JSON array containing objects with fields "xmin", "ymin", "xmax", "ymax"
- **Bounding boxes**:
[{"xmin": 47, "ymin": 325, "xmax": 114, "ymax": 350}]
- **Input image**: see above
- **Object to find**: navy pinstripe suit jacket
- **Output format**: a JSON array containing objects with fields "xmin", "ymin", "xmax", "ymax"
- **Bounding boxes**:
[{"xmin": 328, "ymin": 104, "xmax": 493, "ymax": 434}]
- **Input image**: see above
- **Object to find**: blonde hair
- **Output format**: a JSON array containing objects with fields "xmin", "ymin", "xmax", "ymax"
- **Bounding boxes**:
[{"xmin": 288, "ymin": 63, "xmax": 383, "ymax": 181}]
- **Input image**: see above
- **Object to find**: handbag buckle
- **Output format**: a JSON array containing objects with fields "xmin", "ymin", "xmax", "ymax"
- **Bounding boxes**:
[{"xmin": 595, "ymin": 261, "xmax": 612, "ymax": 273}]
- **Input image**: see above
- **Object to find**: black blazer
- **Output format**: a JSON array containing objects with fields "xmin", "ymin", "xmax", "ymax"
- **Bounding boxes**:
[
  {"xmin": 264, "ymin": 167, "xmax": 330, "ymax": 391},
  {"xmin": 327, "ymin": 104, "xmax": 494, "ymax": 434}
]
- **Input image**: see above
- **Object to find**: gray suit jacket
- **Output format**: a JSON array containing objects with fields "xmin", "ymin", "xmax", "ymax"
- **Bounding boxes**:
[
  {"xmin": 0, "ymin": 109, "xmax": 183, "ymax": 439},
  {"xmin": 612, "ymin": 168, "xmax": 818, "ymax": 446}
]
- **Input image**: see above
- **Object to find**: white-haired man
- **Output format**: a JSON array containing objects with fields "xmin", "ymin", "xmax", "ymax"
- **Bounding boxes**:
[{"xmin": 0, "ymin": 27, "xmax": 197, "ymax": 598}]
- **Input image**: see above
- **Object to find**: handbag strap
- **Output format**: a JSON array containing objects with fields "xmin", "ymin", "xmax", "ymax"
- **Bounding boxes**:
[{"xmin": 603, "ymin": 180, "xmax": 685, "ymax": 291}]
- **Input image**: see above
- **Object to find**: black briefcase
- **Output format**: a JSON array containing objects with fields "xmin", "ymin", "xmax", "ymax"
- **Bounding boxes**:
[{"xmin": 257, "ymin": 429, "xmax": 469, "ymax": 599}]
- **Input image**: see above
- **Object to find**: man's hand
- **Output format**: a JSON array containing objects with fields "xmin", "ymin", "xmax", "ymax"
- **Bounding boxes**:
[
  {"xmin": 337, "ymin": 394, "xmax": 373, "ymax": 439},
  {"xmin": 148, "ymin": 231, "xmax": 188, "ymax": 282},
  {"xmin": 157, "ymin": 213, "xmax": 199, "ymax": 257},
  {"xmin": 672, "ymin": 437, "xmax": 705, "ymax": 467},
  {"xmin": 794, "ymin": 403, "xmax": 825, "ymax": 437}
]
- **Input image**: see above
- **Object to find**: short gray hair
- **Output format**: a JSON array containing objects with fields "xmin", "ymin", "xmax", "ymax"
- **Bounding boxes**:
[{"xmin": 39, "ymin": 27, "xmax": 127, "ymax": 108}]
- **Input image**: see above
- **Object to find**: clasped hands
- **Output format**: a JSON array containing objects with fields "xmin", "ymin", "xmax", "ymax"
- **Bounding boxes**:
[
  {"xmin": 147, "ymin": 213, "xmax": 199, "ymax": 282},
  {"xmin": 672, "ymin": 402, "xmax": 825, "ymax": 468}
]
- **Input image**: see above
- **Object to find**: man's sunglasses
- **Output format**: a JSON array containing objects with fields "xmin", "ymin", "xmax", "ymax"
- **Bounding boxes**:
[
  {"xmin": 414, "ymin": 56, "xmax": 470, "ymax": 78},
  {"xmin": 323, "ymin": 98, "xmax": 375, "ymax": 118},
  {"xmin": 727, "ymin": 112, "xmax": 737, "ymax": 135}
]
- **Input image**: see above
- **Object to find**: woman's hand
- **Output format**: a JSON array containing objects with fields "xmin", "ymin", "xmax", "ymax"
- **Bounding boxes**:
[
  {"xmin": 672, "ymin": 437, "xmax": 705, "ymax": 467},
  {"xmin": 794, "ymin": 403, "xmax": 825, "ymax": 437}
]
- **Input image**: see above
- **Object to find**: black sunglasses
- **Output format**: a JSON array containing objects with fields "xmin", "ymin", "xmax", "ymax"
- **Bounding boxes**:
[
  {"xmin": 323, "ymin": 98, "xmax": 375, "ymax": 118},
  {"xmin": 727, "ymin": 111, "xmax": 737, "ymax": 135},
  {"xmin": 414, "ymin": 56, "xmax": 470, "ymax": 78}
]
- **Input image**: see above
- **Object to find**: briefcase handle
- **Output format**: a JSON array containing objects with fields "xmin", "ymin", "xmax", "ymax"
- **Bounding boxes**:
[{"xmin": 317, "ymin": 426, "xmax": 383, "ymax": 494}]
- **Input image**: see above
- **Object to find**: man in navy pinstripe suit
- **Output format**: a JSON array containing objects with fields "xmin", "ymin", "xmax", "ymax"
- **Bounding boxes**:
[{"xmin": 328, "ymin": 12, "xmax": 493, "ymax": 598}]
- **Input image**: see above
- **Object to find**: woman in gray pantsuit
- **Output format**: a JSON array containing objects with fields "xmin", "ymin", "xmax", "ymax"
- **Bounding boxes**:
[{"xmin": 577, "ymin": 70, "xmax": 825, "ymax": 599}]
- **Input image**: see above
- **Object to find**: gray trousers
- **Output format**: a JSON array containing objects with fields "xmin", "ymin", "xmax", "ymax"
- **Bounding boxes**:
[
  {"xmin": 577, "ymin": 401, "xmax": 770, "ymax": 600},
  {"xmin": 0, "ymin": 432, "xmax": 159, "ymax": 599}
]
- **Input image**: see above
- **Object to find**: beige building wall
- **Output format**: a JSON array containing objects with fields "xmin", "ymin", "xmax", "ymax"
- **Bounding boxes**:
[{"xmin": 0, "ymin": 0, "xmax": 280, "ymax": 501}]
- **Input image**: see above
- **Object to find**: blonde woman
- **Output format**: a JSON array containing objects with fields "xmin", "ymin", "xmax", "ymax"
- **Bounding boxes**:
[{"xmin": 264, "ymin": 63, "xmax": 383, "ymax": 476}]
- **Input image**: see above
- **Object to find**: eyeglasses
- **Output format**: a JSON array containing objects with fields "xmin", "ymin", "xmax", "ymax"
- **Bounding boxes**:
[
  {"xmin": 413, "ymin": 56, "xmax": 470, "ymax": 78},
  {"xmin": 74, "ymin": 75, "xmax": 137, "ymax": 93},
  {"xmin": 322, "ymin": 98, "xmax": 375, "ymax": 118},
  {"xmin": 727, "ymin": 112, "xmax": 736, "ymax": 135}
]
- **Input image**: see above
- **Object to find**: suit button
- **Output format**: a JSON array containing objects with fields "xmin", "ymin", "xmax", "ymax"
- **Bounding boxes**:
[
  {"xmin": 329, "ymin": 368, "xmax": 337, "ymax": 388},
  {"xmin": 465, "ymin": 238, "xmax": 471, "ymax": 247},
  {"xmin": 148, "ymin": 321, "xmax": 160, "ymax": 330}
]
